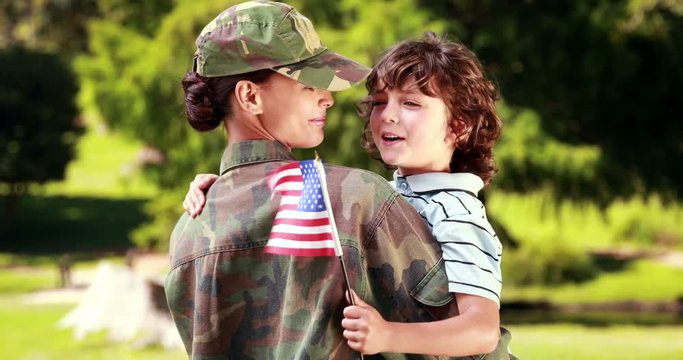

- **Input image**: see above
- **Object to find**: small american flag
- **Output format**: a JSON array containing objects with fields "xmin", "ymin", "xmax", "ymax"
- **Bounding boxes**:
[{"xmin": 265, "ymin": 160, "xmax": 341, "ymax": 257}]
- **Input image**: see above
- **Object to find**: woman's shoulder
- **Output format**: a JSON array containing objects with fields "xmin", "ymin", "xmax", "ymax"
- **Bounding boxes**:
[{"xmin": 323, "ymin": 164, "xmax": 395, "ymax": 197}]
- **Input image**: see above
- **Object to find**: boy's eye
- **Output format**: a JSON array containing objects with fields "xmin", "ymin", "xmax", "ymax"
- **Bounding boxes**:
[
  {"xmin": 371, "ymin": 100, "xmax": 386, "ymax": 106},
  {"xmin": 404, "ymin": 101, "xmax": 419, "ymax": 107},
  {"xmin": 303, "ymin": 86, "xmax": 315, "ymax": 91}
]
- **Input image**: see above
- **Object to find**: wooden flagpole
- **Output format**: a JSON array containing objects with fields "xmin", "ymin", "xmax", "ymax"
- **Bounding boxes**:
[
  {"xmin": 313, "ymin": 153, "xmax": 355, "ymax": 305},
  {"xmin": 313, "ymin": 153, "xmax": 363, "ymax": 359}
]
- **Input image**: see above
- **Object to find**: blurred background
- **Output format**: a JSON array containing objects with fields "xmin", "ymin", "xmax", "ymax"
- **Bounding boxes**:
[{"xmin": 1, "ymin": 0, "xmax": 682, "ymax": 359}]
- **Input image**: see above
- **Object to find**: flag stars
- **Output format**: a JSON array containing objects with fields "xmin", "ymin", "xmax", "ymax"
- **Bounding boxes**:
[
  {"xmin": 296, "ymin": 160, "xmax": 327, "ymax": 212},
  {"xmin": 265, "ymin": 159, "xmax": 338, "ymax": 257}
]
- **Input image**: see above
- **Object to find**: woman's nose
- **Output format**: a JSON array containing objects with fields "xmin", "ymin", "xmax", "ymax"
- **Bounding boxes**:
[{"xmin": 320, "ymin": 90, "xmax": 334, "ymax": 108}]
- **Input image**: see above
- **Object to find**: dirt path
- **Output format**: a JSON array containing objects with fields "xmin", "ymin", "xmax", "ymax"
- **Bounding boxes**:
[{"xmin": 650, "ymin": 251, "xmax": 683, "ymax": 269}]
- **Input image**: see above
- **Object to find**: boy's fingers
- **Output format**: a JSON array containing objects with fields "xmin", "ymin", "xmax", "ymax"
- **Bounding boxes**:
[
  {"xmin": 191, "ymin": 187, "xmax": 203, "ymax": 204},
  {"xmin": 195, "ymin": 174, "xmax": 218, "ymax": 190},
  {"xmin": 342, "ymin": 305, "xmax": 364, "ymax": 319},
  {"xmin": 348, "ymin": 290, "xmax": 368, "ymax": 306}
]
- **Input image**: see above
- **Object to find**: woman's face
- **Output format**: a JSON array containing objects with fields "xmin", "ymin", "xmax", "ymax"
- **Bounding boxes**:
[{"xmin": 258, "ymin": 74, "xmax": 334, "ymax": 149}]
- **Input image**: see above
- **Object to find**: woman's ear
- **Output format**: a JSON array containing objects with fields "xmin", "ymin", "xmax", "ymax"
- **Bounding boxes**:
[{"xmin": 234, "ymin": 80, "xmax": 263, "ymax": 115}]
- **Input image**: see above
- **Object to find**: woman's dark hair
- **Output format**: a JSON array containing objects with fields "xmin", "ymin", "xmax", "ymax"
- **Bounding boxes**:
[
  {"xmin": 358, "ymin": 32, "xmax": 502, "ymax": 186},
  {"xmin": 181, "ymin": 69, "xmax": 273, "ymax": 131}
]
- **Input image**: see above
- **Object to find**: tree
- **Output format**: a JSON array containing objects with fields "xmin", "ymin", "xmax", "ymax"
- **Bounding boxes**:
[
  {"xmin": 422, "ymin": 0, "xmax": 683, "ymax": 202},
  {"xmin": 75, "ymin": 0, "xmax": 445, "ymax": 249},
  {"xmin": 0, "ymin": 46, "xmax": 82, "ymax": 232},
  {"xmin": 0, "ymin": 0, "xmax": 172, "ymax": 57},
  {"xmin": 76, "ymin": 0, "xmax": 683, "ymax": 252}
]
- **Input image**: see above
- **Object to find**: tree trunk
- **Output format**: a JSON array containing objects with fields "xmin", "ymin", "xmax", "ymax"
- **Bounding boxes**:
[{"xmin": 2, "ymin": 183, "xmax": 24, "ymax": 242}]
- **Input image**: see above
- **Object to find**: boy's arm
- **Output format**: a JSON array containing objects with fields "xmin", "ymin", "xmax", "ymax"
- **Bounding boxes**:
[
  {"xmin": 342, "ymin": 292, "xmax": 499, "ymax": 356},
  {"xmin": 183, "ymin": 173, "xmax": 219, "ymax": 218}
]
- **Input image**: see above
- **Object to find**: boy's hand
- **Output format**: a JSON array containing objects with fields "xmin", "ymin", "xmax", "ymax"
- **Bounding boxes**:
[
  {"xmin": 341, "ymin": 290, "xmax": 389, "ymax": 355},
  {"xmin": 183, "ymin": 174, "xmax": 218, "ymax": 218}
]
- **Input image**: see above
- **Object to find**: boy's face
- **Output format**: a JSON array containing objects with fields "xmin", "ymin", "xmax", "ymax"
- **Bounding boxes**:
[{"xmin": 369, "ymin": 78, "xmax": 457, "ymax": 176}]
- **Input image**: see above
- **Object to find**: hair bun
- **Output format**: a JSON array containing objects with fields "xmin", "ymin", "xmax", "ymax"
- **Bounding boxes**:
[{"xmin": 181, "ymin": 72, "xmax": 223, "ymax": 131}]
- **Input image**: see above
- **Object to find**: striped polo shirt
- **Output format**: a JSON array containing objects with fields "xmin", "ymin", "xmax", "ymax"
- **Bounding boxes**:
[{"xmin": 392, "ymin": 172, "xmax": 503, "ymax": 307}]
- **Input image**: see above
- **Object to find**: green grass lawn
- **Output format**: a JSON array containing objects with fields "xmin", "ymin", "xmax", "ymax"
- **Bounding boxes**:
[
  {"xmin": 41, "ymin": 121, "xmax": 157, "ymax": 199},
  {"xmin": 1, "ymin": 255, "xmax": 682, "ymax": 359},
  {"xmin": 0, "ymin": 253, "xmax": 184, "ymax": 360},
  {"xmin": 0, "ymin": 297, "xmax": 186, "ymax": 360},
  {"xmin": 2, "ymin": 292, "xmax": 682, "ymax": 360},
  {"xmin": 506, "ymin": 324, "xmax": 683, "ymax": 360}
]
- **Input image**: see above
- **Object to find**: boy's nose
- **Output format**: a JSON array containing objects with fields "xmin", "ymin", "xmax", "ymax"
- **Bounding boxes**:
[{"xmin": 380, "ymin": 106, "xmax": 399, "ymax": 123}]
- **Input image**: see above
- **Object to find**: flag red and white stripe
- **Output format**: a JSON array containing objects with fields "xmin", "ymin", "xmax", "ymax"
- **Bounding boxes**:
[{"xmin": 265, "ymin": 160, "xmax": 341, "ymax": 257}]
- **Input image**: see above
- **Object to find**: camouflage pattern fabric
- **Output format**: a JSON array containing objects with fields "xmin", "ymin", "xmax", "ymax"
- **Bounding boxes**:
[
  {"xmin": 166, "ymin": 140, "xmax": 454, "ymax": 359},
  {"xmin": 193, "ymin": 0, "xmax": 370, "ymax": 91}
]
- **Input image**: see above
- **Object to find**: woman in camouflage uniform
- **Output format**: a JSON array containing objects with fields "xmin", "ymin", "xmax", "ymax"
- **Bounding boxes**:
[{"xmin": 166, "ymin": 1, "xmax": 462, "ymax": 359}]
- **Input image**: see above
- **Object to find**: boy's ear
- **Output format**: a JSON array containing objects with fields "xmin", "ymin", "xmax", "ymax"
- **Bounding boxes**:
[
  {"xmin": 448, "ymin": 119, "xmax": 470, "ymax": 147},
  {"xmin": 234, "ymin": 80, "xmax": 263, "ymax": 115}
]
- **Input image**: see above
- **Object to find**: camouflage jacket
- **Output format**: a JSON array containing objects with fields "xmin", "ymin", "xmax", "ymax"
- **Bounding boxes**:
[{"xmin": 165, "ymin": 140, "xmax": 464, "ymax": 360}]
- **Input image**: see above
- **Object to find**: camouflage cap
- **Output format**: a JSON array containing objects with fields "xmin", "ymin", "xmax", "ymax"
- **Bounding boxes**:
[{"xmin": 193, "ymin": 0, "xmax": 370, "ymax": 91}]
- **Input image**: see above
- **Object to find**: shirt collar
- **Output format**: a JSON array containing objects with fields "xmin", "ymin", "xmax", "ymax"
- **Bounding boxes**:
[
  {"xmin": 393, "ymin": 171, "xmax": 484, "ymax": 195},
  {"xmin": 219, "ymin": 140, "xmax": 295, "ymax": 175}
]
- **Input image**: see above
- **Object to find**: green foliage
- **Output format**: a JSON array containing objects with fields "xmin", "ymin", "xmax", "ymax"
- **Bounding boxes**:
[
  {"xmin": 606, "ymin": 195, "xmax": 683, "ymax": 247},
  {"xmin": 0, "ymin": 46, "xmax": 82, "ymax": 185},
  {"xmin": 71, "ymin": 0, "xmax": 683, "ymax": 258},
  {"xmin": 494, "ymin": 103, "xmax": 603, "ymax": 201},
  {"xmin": 504, "ymin": 259, "xmax": 683, "ymax": 304},
  {"xmin": 503, "ymin": 243, "xmax": 597, "ymax": 286},
  {"xmin": 131, "ymin": 191, "xmax": 186, "ymax": 251},
  {"xmin": 0, "ymin": 195, "xmax": 147, "ymax": 253},
  {"xmin": 0, "ymin": 0, "xmax": 173, "ymax": 56},
  {"xmin": 491, "ymin": 190, "xmax": 683, "ymax": 286},
  {"xmin": 489, "ymin": 191, "xmax": 612, "ymax": 251},
  {"xmin": 425, "ymin": 0, "xmax": 683, "ymax": 199},
  {"xmin": 74, "ymin": 0, "xmax": 447, "ymax": 247},
  {"xmin": 96, "ymin": 0, "xmax": 174, "ymax": 36},
  {"xmin": 489, "ymin": 190, "xmax": 683, "ymax": 252},
  {"xmin": 0, "ymin": 0, "xmax": 99, "ymax": 55}
]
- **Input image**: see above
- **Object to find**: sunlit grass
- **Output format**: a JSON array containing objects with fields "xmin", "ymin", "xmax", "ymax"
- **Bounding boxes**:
[
  {"xmin": 2, "ymin": 291, "xmax": 682, "ymax": 360},
  {"xmin": 39, "ymin": 121, "xmax": 158, "ymax": 199},
  {"xmin": 0, "ymin": 296, "xmax": 186, "ymax": 360},
  {"xmin": 507, "ymin": 324, "xmax": 683, "ymax": 360},
  {"xmin": 0, "ymin": 266, "xmax": 56, "ymax": 294}
]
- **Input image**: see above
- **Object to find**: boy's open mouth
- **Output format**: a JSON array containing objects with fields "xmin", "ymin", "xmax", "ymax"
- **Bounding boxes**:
[{"xmin": 382, "ymin": 134, "xmax": 404, "ymax": 142}]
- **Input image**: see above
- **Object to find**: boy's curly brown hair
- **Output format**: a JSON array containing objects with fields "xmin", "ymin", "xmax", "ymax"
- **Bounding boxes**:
[{"xmin": 358, "ymin": 32, "xmax": 502, "ymax": 186}]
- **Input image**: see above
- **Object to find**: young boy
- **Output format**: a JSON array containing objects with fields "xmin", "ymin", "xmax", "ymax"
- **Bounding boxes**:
[{"xmin": 340, "ymin": 32, "xmax": 513, "ymax": 358}]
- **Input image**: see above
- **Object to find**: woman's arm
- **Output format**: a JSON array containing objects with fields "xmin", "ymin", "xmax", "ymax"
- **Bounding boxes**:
[{"xmin": 342, "ymin": 291, "xmax": 500, "ymax": 356}]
